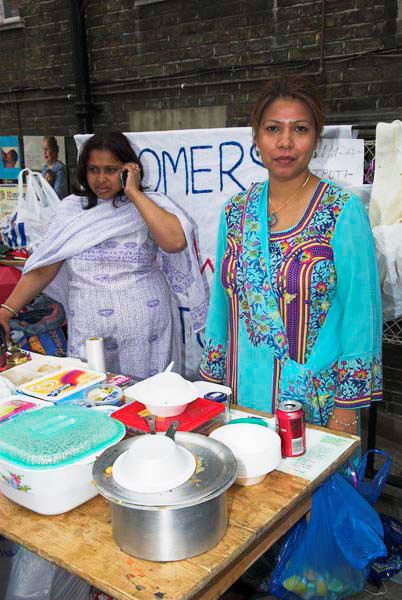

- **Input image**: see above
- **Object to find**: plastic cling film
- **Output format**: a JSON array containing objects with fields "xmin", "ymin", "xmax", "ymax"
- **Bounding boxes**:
[{"xmin": 85, "ymin": 337, "xmax": 106, "ymax": 373}]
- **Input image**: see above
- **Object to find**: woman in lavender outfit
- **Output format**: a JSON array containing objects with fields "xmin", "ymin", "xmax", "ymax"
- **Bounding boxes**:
[{"xmin": 0, "ymin": 133, "xmax": 207, "ymax": 378}]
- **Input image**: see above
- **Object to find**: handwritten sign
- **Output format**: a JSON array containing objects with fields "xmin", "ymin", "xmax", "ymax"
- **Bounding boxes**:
[{"xmin": 0, "ymin": 185, "xmax": 19, "ymax": 219}]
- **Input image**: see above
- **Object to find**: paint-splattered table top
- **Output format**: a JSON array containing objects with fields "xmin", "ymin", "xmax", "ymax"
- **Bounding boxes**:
[{"xmin": 0, "ymin": 411, "xmax": 359, "ymax": 600}]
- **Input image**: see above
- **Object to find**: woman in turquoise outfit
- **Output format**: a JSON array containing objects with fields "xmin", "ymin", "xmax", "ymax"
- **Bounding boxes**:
[{"xmin": 200, "ymin": 76, "xmax": 382, "ymax": 434}]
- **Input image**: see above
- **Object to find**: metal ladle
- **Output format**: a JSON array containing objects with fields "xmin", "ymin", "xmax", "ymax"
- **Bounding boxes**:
[
  {"xmin": 165, "ymin": 420, "xmax": 179, "ymax": 441},
  {"xmin": 144, "ymin": 414, "xmax": 156, "ymax": 434}
]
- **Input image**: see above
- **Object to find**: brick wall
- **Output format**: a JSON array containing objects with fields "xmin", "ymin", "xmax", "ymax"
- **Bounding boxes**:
[
  {"xmin": 0, "ymin": 1, "xmax": 76, "ymax": 136},
  {"xmin": 1, "ymin": 0, "xmax": 400, "ymax": 137}
]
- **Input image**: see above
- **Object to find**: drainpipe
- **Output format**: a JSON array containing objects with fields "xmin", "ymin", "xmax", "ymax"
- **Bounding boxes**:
[
  {"xmin": 69, "ymin": 0, "xmax": 93, "ymax": 132},
  {"xmin": 319, "ymin": 0, "xmax": 326, "ymax": 76}
]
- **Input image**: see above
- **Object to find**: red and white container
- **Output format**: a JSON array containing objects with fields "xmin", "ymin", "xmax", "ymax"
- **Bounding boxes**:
[{"xmin": 276, "ymin": 400, "xmax": 306, "ymax": 457}]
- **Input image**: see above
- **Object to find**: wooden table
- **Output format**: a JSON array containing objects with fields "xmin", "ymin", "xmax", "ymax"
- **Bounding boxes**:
[{"xmin": 0, "ymin": 416, "xmax": 359, "ymax": 600}]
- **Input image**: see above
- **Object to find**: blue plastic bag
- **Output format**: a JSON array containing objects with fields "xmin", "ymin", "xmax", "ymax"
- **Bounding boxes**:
[
  {"xmin": 369, "ymin": 513, "xmax": 402, "ymax": 583},
  {"xmin": 344, "ymin": 450, "xmax": 391, "ymax": 506},
  {"xmin": 18, "ymin": 328, "xmax": 67, "ymax": 357},
  {"xmin": 269, "ymin": 473, "xmax": 387, "ymax": 600}
]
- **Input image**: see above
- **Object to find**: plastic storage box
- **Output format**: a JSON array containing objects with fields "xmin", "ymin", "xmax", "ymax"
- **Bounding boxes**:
[{"xmin": 17, "ymin": 369, "xmax": 106, "ymax": 404}]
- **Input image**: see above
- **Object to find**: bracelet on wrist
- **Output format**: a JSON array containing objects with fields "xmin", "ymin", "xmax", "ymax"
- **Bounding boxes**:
[
  {"xmin": 330, "ymin": 413, "xmax": 358, "ymax": 427},
  {"xmin": 0, "ymin": 303, "xmax": 18, "ymax": 318}
]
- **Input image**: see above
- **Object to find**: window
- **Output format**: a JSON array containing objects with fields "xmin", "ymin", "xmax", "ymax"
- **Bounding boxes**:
[
  {"xmin": 130, "ymin": 107, "xmax": 227, "ymax": 132},
  {"xmin": 0, "ymin": 0, "xmax": 20, "ymax": 24}
]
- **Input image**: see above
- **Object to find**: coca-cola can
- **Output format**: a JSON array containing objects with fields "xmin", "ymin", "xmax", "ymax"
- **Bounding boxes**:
[{"xmin": 276, "ymin": 400, "xmax": 306, "ymax": 457}]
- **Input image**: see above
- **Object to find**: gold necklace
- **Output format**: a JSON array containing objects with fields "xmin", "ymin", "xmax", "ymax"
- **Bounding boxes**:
[{"xmin": 268, "ymin": 174, "xmax": 311, "ymax": 226}]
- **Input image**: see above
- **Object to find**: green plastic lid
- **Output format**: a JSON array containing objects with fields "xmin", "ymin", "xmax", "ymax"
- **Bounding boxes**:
[
  {"xmin": 228, "ymin": 417, "xmax": 269, "ymax": 427},
  {"xmin": 0, "ymin": 405, "xmax": 126, "ymax": 469}
]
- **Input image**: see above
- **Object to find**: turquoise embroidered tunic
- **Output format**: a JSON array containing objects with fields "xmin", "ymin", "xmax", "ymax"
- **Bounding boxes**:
[{"xmin": 199, "ymin": 180, "xmax": 382, "ymax": 426}]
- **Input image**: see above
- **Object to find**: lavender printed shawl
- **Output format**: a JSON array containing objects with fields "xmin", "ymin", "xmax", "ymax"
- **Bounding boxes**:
[{"xmin": 23, "ymin": 192, "xmax": 208, "ymax": 332}]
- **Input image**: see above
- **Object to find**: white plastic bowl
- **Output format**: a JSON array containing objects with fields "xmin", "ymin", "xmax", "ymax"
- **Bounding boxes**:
[
  {"xmin": 112, "ymin": 434, "xmax": 196, "ymax": 493},
  {"xmin": 124, "ymin": 372, "xmax": 199, "ymax": 417},
  {"xmin": 209, "ymin": 423, "xmax": 282, "ymax": 483},
  {"xmin": 236, "ymin": 474, "xmax": 267, "ymax": 487},
  {"xmin": 144, "ymin": 399, "xmax": 191, "ymax": 418}
]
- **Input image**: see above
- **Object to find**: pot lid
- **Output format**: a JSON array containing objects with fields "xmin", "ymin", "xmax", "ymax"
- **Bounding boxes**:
[
  {"xmin": 92, "ymin": 431, "xmax": 238, "ymax": 508},
  {"xmin": 0, "ymin": 406, "xmax": 126, "ymax": 469}
]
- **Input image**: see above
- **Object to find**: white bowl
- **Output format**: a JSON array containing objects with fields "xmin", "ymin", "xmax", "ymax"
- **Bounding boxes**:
[
  {"xmin": 144, "ymin": 401, "xmax": 190, "ymax": 418},
  {"xmin": 209, "ymin": 423, "xmax": 282, "ymax": 481},
  {"xmin": 124, "ymin": 372, "xmax": 199, "ymax": 417},
  {"xmin": 112, "ymin": 434, "xmax": 196, "ymax": 493},
  {"xmin": 236, "ymin": 474, "xmax": 267, "ymax": 487}
]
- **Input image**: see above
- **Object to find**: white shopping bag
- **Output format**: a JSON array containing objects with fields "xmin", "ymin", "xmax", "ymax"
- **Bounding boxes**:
[{"xmin": 1, "ymin": 169, "xmax": 61, "ymax": 251}]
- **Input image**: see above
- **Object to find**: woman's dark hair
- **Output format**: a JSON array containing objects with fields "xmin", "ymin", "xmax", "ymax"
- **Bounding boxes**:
[
  {"xmin": 43, "ymin": 136, "xmax": 59, "ymax": 156},
  {"xmin": 251, "ymin": 75, "xmax": 325, "ymax": 142},
  {"xmin": 74, "ymin": 131, "xmax": 144, "ymax": 209}
]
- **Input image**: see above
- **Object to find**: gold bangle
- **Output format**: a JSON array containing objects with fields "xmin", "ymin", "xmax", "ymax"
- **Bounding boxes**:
[
  {"xmin": 330, "ymin": 413, "xmax": 358, "ymax": 427},
  {"xmin": 0, "ymin": 303, "xmax": 18, "ymax": 318}
]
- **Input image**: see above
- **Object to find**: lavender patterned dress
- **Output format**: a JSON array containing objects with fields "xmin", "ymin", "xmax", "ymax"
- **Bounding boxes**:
[
  {"xmin": 66, "ymin": 229, "xmax": 178, "ymax": 378},
  {"xmin": 24, "ymin": 193, "xmax": 207, "ymax": 378}
]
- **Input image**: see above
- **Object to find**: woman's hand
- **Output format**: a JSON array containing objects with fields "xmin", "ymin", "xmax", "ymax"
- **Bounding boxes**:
[
  {"xmin": 0, "ymin": 262, "xmax": 64, "ymax": 345},
  {"xmin": 122, "ymin": 163, "xmax": 187, "ymax": 253},
  {"xmin": 0, "ymin": 308, "xmax": 13, "ymax": 344},
  {"xmin": 121, "ymin": 162, "xmax": 142, "ymax": 195}
]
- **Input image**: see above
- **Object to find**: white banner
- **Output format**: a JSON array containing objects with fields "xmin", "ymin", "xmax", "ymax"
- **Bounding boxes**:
[{"xmin": 75, "ymin": 128, "xmax": 365, "ymax": 377}]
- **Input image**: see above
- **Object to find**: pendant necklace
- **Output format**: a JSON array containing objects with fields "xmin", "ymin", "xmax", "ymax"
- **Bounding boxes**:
[{"xmin": 268, "ymin": 173, "xmax": 311, "ymax": 227}]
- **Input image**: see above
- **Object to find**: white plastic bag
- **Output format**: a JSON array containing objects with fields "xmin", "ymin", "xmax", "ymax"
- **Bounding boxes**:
[
  {"xmin": 5, "ymin": 545, "xmax": 90, "ymax": 600},
  {"xmin": 369, "ymin": 120, "xmax": 402, "ymax": 227},
  {"xmin": 373, "ymin": 222, "xmax": 402, "ymax": 322},
  {"xmin": 1, "ymin": 169, "xmax": 61, "ymax": 252}
]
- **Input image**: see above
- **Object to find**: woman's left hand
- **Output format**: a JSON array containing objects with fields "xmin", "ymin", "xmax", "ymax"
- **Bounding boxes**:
[
  {"xmin": 121, "ymin": 162, "xmax": 187, "ymax": 253},
  {"xmin": 121, "ymin": 162, "xmax": 142, "ymax": 196},
  {"xmin": 327, "ymin": 408, "xmax": 358, "ymax": 434}
]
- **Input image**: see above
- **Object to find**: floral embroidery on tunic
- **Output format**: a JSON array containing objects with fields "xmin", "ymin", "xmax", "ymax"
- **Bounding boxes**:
[
  {"xmin": 199, "ymin": 339, "xmax": 225, "ymax": 383},
  {"xmin": 335, "ymin": 356, "xmax": 383, "ymax": 408}
]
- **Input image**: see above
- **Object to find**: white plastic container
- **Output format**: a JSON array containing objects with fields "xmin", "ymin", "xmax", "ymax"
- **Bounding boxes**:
[
  {"xmin": 0, "ymin": 354, "xmax": 88, "ymax": 388},
  {"xmin": 0, "ymin": 452, "xmax": 100, "ymax": 515},
  {"xmin": 86, "ymin": 383, "xmax": 123, "ymax": 406},
  {"xmin": 17, "ymin": 368, "xmax": 106, "ymax": 404},
  {"xmin": 209, "ymin": 423, "xmax": 282, "ymax": 486},
  {"xmin": 0, "ymin": 405, "xmax": 126, "ymax": 515},
  {"xmin": 124, "ymin": 372, "xmax": 199, "ymax": 417}
]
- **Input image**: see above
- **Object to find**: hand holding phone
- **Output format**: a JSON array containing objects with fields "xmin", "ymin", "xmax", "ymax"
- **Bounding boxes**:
[{"xmin": 120, "ymin": 169, "xmax": 128, "ymax": 189}]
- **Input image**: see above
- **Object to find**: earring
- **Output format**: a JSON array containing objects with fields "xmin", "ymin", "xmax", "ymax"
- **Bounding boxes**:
[{"xmin": 255, "ymin": 147, "xmax": 260, "ymax": 157}]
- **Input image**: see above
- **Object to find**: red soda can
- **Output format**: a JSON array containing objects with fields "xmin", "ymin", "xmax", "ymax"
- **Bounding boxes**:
[{"xmin": 276, "ymin": 400, "xmax": 306, "ymax": 457}]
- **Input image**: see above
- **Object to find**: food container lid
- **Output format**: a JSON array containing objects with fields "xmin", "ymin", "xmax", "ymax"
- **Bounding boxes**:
[
  {"xmin": 0, "ymin": 395, "xmax": 52, "ymax": 424},
  {"xmin": 86, "ymin": 383, "xmax": 123, "ymax": 406},
  {"xmin": 18, "ymin": 369, "xmax": 106, "ymax": 401},
  {"xmin": 124, "ymin": 372, "xmax": 198, "ymax": 407},
  {"xmin": 92, "ymin": 431, "xmax": 238, "ymax": 508},
  {"xmin": 0, "ymin": 405, "xmax": 126, "ymax": 469}
]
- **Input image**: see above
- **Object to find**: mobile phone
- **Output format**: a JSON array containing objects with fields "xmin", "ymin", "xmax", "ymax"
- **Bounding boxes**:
[{"xmin": 120, "ymin": 169, "xmax": 128, "ymax": 188}]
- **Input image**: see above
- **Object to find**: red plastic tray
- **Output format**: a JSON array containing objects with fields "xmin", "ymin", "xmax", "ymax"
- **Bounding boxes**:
[{"xmin": 112, "ymin": 397, "xmax": 224, "ymax": 433}]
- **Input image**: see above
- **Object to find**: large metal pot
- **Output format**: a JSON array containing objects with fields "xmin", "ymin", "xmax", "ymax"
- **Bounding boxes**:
[{"xmin": 92, "ymin": 432, "xmax": 237, "ymax": 561}]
